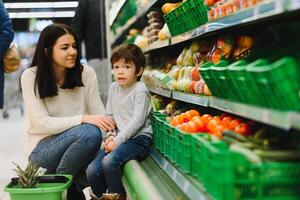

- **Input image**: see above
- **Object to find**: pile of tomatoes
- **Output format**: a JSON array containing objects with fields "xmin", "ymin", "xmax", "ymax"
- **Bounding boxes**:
[{"xmin": 169, "ymin": 109, "xmax": 252, "ymax": 138}]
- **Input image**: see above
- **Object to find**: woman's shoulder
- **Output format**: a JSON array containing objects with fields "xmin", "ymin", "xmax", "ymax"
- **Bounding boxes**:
[
  {"xmin": 21, "ymin": 67, "xmax": 37, "ymax": 80},
  {"xmin": 81, "ymin": 64, "xmax": 97, "ymax": 83},
  {"xmin": 81, "ymin": 64, "xmax": 96, "ymax": 77}
]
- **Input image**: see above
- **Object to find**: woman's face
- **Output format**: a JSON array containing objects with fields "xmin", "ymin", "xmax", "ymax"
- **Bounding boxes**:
[{"xmin": 51, "ymin": 33, "xmax": 77, "ymax": 70}]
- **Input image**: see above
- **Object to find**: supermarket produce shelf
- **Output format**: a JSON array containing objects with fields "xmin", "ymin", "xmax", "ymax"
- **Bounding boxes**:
[
  {"xmin": 143, "ymin": 39, "xmax": 170, "ymax": 53},
  {"xmin": 150, "ymin": 148, "xmax": 212, "ymax": 200},
  {"xmin": 291, "ymin": 112, "xmax": 300, "ymax": 130},
  {"xmin": 209, "ymin": 97, "xmax": 291, "ymax": 130},
  {"xmin": 148, "ymin": 86, "xmax": 172, "ymax": 98},
  {"xmin": 172, "ymin": 91, "xmax": 209, "ymax": 107},
  {"xmin": 148, "ymin": 87, "xmax": 300, "ymax": 131},
  {"xmin": 123, "ymin": 155, "xmax": 189, "ymax": 200},
  {"xmin": 109, "ymin": 0, "xmax": 127, "ymax": 26},
  {"xmin": 163, "ymin": 0, "xmax": 297, "ymax": 48},
  {"xmin": 111, "ymin": 0, "xmax": 158, "ymax": 45}
]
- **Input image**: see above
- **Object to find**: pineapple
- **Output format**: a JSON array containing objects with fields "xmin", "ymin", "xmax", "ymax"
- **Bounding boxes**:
[{"xmin": 13, "ymin": 162, "xmax": 40, "ymax": 188}]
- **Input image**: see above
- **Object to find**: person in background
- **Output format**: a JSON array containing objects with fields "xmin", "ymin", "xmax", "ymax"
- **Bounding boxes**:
[
  {"xmin": 20, "ymin": 23, "xmax": 115, "ymax": 200},
  {"xmin": 0, "ymin": 0, "xmax": 14, "ymax": 109},
  {"xmin": 71, "ymin": 0, "xmax": 111, "ymax": 105},
  {"xmin": 87, "ymin": 44, "xmax": 152, "ymax": 200}
]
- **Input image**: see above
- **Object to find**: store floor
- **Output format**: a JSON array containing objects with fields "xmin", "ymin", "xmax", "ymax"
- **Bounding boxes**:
[
  {"xmin": 0, "ymin": 108, "xmax": 90, "ymax": 200},
  {"xmin": 0, "ymin": 108, "xmax": 26, "ymax": 200}
]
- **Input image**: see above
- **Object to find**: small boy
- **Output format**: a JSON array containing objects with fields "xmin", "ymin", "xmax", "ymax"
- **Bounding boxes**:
[{"xmin": 87, "ymin": 44, "xmax": 152, "ymax": 200}]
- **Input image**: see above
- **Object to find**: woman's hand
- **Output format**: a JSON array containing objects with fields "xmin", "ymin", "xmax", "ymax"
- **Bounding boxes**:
[{"xmin": 81, "ymin": 115, "xmax": 115, "ymax": 132}]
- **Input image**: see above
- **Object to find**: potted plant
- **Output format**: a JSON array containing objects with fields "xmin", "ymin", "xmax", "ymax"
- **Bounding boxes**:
[{"xmin": 4, "ymin": 162, "xmax": 72, "ymax": 200}]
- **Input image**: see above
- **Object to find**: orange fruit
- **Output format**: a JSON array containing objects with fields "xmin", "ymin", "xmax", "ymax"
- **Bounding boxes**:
[
  {"xmin": 234, "ymin": 123, "xmax": 251, "ymax": 136},
  {"xmin": 229, "ymin": 119, "xmax": 242, "ymax": 130},
  {"xmin": 201, "ymin": 114, "xmax": 213, "ymax": 126}
]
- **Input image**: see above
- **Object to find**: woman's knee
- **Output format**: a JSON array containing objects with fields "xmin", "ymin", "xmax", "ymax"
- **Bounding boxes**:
[{"xmin": 79, "ymin": 124, "xmax": 102, "ymax": 146}]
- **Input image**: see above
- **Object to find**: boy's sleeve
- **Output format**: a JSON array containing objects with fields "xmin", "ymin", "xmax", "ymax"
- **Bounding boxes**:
[
  {"xmin": 105, "ymin": 84, "xmax": 114, "ymax": 117},
  {"xmin": 114, "ymin": 89, "xmax": 151, "ymax": 145}
]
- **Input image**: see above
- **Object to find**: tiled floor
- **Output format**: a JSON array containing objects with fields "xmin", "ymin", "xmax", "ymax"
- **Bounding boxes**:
[{"xmin": 0, "ymin": 107, "xmax": 26, "ymax": 200}]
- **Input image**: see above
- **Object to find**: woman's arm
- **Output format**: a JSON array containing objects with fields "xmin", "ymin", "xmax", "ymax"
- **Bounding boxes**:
[
  {"xmin": 21, "ymin": 69, "xmax": 83, "ymax": 135},
  {"xmin": 84, "ymin": 66, "xmax": 115, "ymax": 131}
]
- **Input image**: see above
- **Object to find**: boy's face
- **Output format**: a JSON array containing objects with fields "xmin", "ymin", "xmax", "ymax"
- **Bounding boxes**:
[{"xmin": 112, "ymin": 58, "xmax": 143, "ymax": 88}]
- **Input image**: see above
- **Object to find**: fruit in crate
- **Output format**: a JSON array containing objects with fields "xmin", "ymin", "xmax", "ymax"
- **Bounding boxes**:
[
  {"xmin": 203, "ymin": 82, "xmax": 212, "ymax": 96},
  {"xmin": 151, "ymin": 95, "xmax": 166, "ymax": 111},
  {"xmin": 161, "ymin": 2, "xmax": 182, "ymax": 15},
  {"xmin": 129, "ymin": 28, "xmax": 140, "ymax": 36},
  {"xmin": 233, "ymin": 35, "xmax": 254, "ymax": 60},
  {"xmin": 190, "ymin": 41, "xmax": 201, "ymax": 53},
  {"xmin": 207, "ymin": 37, "xmax": 234, "ymax": 64},
  {"xmin": 190, "ymin": 67, "xmax": 200, "ymax": 81},
  {"xmin": 158, "ymin": 24, "xmax": 171, "ymax": 40},
  {"xmin": 165, "ymin": 100, "xmax": 180, "ymax": 116},
  {"xmin": 188, "ymin": 81, "xmax": 197, "ymax": 93},
  {"xmin": 176, "ymin": 47, "xmax": 188, "ymax": 67},
  {"xmin": 168, "ymin": 65, "xmax": 181, "ymax": 80},
  {"xmin": 184, "ymin": 48, "xmax": 194, "ymax": 66},
  {"xmin": 205, "ymin": 0, "xmax": 220, "ymax": 6}
]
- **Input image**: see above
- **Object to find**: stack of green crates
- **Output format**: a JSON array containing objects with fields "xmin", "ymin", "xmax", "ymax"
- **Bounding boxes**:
[
  {"xmin": 190, "ymin": 135, "xmax": 300, "ymax": 200},
  {"xmin": 199, "ymin": 56, "xmax": 300, "ymax": 111},
  {"xmin": 163, "ymin": 0, "xmax": 208, "ymax": 36},
  {"xmin": 150, "ymin": 112, "xmax": 166, "ymax": 152}
]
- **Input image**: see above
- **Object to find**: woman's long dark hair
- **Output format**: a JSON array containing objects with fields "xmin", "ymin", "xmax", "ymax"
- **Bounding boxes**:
[{"xmin": 31, "ymin": 23, "xmax": 83, "ymax": 98}]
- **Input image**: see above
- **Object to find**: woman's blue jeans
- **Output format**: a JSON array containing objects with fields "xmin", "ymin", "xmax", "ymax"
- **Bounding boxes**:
[
  {"xmin": 86, "ymin": 134, "xmax": 152, "ymax": 197},
  {"xmin": 29, "ymin": 124, "xmax": 102, "ymax": 185}
]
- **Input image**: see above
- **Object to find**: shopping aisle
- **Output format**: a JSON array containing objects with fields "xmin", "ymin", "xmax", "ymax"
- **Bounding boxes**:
[{"xmin": 0, "ymin": 108, "xmax": 26, "ymax": 200}]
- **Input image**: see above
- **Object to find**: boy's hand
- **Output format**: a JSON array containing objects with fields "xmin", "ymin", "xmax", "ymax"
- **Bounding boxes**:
[
  {"xmin": 104, "ymin": 140, "xmax": 117, "ymax": 153},
  {"xmin": 105, "ymin": 135, "xmax": 114, "ymax": 145}
]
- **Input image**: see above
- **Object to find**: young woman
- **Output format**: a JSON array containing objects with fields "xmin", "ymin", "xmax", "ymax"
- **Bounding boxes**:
[{"xmin": 21, "ymin": 23, "xmax": 115, "ymax": 200}]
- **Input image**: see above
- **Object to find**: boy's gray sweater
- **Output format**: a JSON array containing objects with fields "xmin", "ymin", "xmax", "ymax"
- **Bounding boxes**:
[{"xmin": 105, "ymin": 81, "xmax": 152, "ymax": 145}]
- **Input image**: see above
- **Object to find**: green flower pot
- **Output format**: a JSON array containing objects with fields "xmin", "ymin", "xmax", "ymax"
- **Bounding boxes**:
[{"xmin": 4, "ymin": 174, "xmax": 72, "ymax": 200}]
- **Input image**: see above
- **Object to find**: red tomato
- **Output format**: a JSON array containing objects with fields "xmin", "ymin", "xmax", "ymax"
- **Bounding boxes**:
[
  {"xmin": 177, "ymin": 123, "xmax": 189, "ymax": 133},
  {"xmin": 170, "ymin": 117, "xmax": 180, "ymax": 126},
  {"xmin": 186, "ymin": 121, "xmax": 199, "ymax": 133},
  {"xmin": 201, "ymin": 114, "xmax": 213, "ymax": 126},
  {"xmin": 234, "ymin": 123, "xmax": 251, "ymax": 136},
  {"xmin": 222, "ymin": 116, "xmax": 233, "ymax": 126},
  {"xmin": 191, "ymin": 116, "xmax": 206, "ymax": 132},
  {"xmin": 228, "ymin": 119, "xmax": 242, "ymax": 130},
  {"xmin": 207, "ymin": 119, "xmax": 220, "ymax": 133}
]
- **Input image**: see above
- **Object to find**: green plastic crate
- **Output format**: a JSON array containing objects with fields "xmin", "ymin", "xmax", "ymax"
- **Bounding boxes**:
[
  {"xmin": 201, "ymin": 143, "xmax": 300, "ymax": 200},
  {"xmin": 163, "ymin": 0, "xmax": 208, "ymax": 36},
  {"xmin": 190, "ymin": 134, "xmax": 227, "ymax": 181},
  {"xmin": 150, "ymin": 112, "xmax": 166, "ymax": 151}
]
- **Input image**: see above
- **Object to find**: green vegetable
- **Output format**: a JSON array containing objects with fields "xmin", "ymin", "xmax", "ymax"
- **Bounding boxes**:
[
  {"xmin": 253, "ymin": 149, "xmax": 300, "ymax": 162},
  {"xmin": 222, "ymin": 130, "xmax": 248, "ymax": 142}
]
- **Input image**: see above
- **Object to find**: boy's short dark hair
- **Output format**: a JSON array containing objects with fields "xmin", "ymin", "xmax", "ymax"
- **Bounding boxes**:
[{"xmin": 110, "ymin": 44, "xmax": 145, "ymax": 80}]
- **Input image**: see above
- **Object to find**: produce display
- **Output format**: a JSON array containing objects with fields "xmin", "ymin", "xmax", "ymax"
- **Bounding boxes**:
[
  {"xmin": 111, "ymin": 0, "xmax": 300, "ymax": 199},
  {"xmin": 150, "ymin": 99, "xmax": 300, "ymax": 200},
  {"xmin": 206, "ymin": 0, "xmax": 268, "ymax": 21}
]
